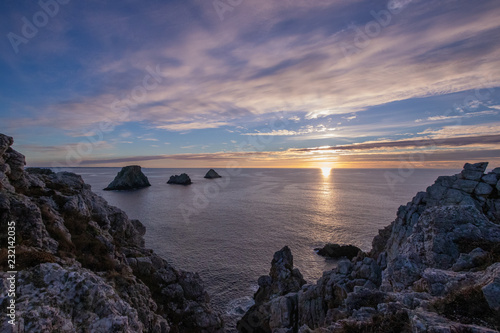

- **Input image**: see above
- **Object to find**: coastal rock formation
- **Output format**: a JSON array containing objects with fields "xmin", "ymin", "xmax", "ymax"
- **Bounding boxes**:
[
  {"xmin": 315, "ymin": 244, "xmax": 362, "ymax": 260},
  {"xmin": 167, "ymin": 173, "xmax": 192, "ymax": 185},
  {"xmin": 238, "ymin": 246, "xmax": 306, "ymax": 332},
  {"xmin": 204, "ymin": 169, "xmax": 221, "ymax": 179},
  {"xmin": 103, "ymin": 165, "xmax": 151, "ymax": 191},
  {"xmin": 238, "ymin": 162, "xmax": 500, "ymax": 332},
  {"xmin": 0, "ymin": 134, "xmax": 223, "ymax": 332}
]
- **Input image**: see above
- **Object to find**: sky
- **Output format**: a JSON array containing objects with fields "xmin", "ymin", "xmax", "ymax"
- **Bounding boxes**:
[{"xmin": 1, "ymin": 0, "xmax": 500, "ymax": 169}]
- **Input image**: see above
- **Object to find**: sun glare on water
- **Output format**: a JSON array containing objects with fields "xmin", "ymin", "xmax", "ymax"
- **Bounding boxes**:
[{"xmin": 321, "ymin": 167, "xmax": 331, "ymax": 177}]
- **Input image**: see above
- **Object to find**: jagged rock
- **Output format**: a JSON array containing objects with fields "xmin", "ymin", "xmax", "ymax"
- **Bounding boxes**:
[
  {"xmin": 482, "ymin": 173, "xmax": 499, "ymax": 185},
  {"xmin": 315, "ymin": 244, "xmax": 361, "ymax": 260},
  {"xmin": 103, "ymin": 165, "xmax": 151, "ymax": 191},
  {"xmin": 204, "ymin": 169, "xmax": 221, "ymax": 179},
  {"xmin": 0, "ymin": 133, "xmax": 223, "ymax": 332},
  {"xmin": 167, "ymin": 173, "xmax": 192, "ymax": 185},
  {"xmin": 461, "ymin": 162, "xmax": 488, "ymax": 181},
  {"xmin": 238, "ymin": 246, "xmax": 305, "ymax": 331},
  {"xmin": 482, "ymin": 275, "xmax": 500, "ymax": 312},
  {"xmin": 475, "ymin": 182, "xmax": 494, "ymax": 196},
  {"xmin": 452, "ymin": 247, "xmax": 489, "ymax": 272},
  {"xmin": 25, "ymin": 167, "xmax": 54, "ymax": 175},
  {"xmin": 239, "ymin": 162, "xmax": 500, "ymax": 332}
]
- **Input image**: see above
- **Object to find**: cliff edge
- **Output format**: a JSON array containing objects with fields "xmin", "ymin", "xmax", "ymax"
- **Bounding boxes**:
[
  {"xmin": 238, "ymin": 162, "xmax": 500, "ymax": 333},
  {"xmin": 0, "ymin": 133, "xmax": 223, "ymax": 332}
]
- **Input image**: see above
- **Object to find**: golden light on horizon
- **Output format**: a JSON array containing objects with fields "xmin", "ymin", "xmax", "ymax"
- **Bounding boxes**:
[{"xmin": 321, "ymin": 167, "xmax": 331, "ymax": 177}]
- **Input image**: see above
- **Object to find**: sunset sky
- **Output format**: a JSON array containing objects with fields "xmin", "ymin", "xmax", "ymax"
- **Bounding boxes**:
[{"xmin": 1, "ymin": 0, "xmax": 500, "ymax": 169}]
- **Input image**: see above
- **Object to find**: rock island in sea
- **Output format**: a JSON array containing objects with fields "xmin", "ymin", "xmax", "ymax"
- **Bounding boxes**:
[
  {"xmin": 167, "ymin": 173, "xmax": 192, "ymax": 185},
  {"xmin": 103, "ymin": 165, "xmax": 151, "ymax": 191},
  {"xmin": 0, "ymin": 133, "xmax": 223, "ymax": 332}
]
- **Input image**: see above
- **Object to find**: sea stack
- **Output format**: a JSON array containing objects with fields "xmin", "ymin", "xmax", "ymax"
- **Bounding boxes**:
[
  {"xmin": 103, "ymin": 165, "xmax": 151, "ymax": 191},
  {"xmin": 167, "ymin": 173, "xmax": 192, "ymax": 185},
  {"xmin": 204, "ymin": 169, "xmax": 221, "ymax": 179}
]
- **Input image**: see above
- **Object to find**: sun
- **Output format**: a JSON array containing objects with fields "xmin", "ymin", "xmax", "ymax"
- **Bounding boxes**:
[{"xmin": 321, "ymin": 167, "xmax": 331, "ymax": 177}]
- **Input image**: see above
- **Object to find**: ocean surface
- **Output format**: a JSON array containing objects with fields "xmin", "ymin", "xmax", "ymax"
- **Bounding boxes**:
[{"xmin": 56, "ymin": 167, "xmax": 458, "ymax": 331}]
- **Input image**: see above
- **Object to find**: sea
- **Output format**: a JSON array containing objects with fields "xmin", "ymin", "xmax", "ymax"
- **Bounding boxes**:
[{"xmin": 55, "ymin": 167, "xmax": 458, "ymax": 331}]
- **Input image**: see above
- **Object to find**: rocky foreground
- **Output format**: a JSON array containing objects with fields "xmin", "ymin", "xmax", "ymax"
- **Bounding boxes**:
[
  {"xmin": 238, "ymin": 162, "xmax": 500, "ymax": 333},
  {"xmin": 0, "ymin": 133, "xmax": 223, "ymax": 332}
]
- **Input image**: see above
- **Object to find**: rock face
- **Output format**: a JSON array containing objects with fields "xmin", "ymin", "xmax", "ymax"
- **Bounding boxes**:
[
  {"xmin": 167, "ymin": 173, "xmax": 192, "ymax": 185},
  {"xmin": 238, "ymin": 162, "xmax": 500, "ymax": 333},
  {"xmin": 103, "ymin": 165, "xmax": 151, "ymax": 191},
  {"xmin": 315, "ymin": 244, "xmax": 362, "ymax": 260},
  {"xmin": 237, "ymin": 246, "xmax": 306, "ymax": 332},
  {"xmin": 204, "ymin": 169, "xmax": 221, "ymax": 179},
  {"xmin": 0, "ymin": 134, "xmax": 223, "ymax": 332}
]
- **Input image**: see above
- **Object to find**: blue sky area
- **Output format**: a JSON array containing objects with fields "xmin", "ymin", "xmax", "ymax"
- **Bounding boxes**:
[{"xmin": 1, "ymin": 0, "xmax": 499, "ymax": 168}]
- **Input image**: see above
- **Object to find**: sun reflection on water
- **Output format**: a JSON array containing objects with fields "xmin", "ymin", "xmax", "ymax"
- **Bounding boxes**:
[{"xmin": 321, "ymin": 167, "xmax": 331, "ymax": 177}]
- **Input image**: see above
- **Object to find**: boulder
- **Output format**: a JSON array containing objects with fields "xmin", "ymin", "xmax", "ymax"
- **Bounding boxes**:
[
  {"xmin": 315, "ymin": 243, "xmax": 362, "ymax": 260},
  {"xmin": 461, "ymin": 162, "xmax": 488, "ymax": 181},
  {"xmin": 167, "ymin": 173, "xmax": 192, "ymax": 185},
  {"xmin": 103, "ymin": 165, "xmax": 151, "ymax": 191},
  {"xmin": 204, "ymin": 169, "xmax": 221, "ymax": 179}
]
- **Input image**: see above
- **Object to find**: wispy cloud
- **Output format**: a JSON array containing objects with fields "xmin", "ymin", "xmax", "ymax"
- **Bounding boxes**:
[
  {"xmin": 416, "ymin": 110, "xmax": 498, "ymax": 122},
  {"xmin": 291, "ymin": 134, "xmax": 500, "ymax": 152}
]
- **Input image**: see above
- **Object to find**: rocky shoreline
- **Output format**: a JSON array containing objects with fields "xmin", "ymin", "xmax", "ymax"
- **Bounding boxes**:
[
  {"xmin": 238, "ymin": 162, "xmax": 500, "ymax": 332},
  {"xmin": 0, "ymin": 134, "xmax": 223, "ymax": 332}
]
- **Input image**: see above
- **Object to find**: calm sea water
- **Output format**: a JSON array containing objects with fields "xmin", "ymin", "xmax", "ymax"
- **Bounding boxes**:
[{"xmin": 56, "ymin": 167, "xmax": 457, "ymax": 331}]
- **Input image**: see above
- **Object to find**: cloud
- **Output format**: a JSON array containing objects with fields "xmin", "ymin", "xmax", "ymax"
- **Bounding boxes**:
[
  {"xmin": 241, "ymin": 124, "xmax": 336, "ymax": 136},
  {"xmin": 415, "ymin": 110, "xmax": 498, "ymax": 122},
  {"xmin": 419, "ymin": 123, "xmax": 500, "ymax": 138},
  {"xmin": 156, "ymin": 121, "xmax": 231, "ymax": 131},
  {"xmin": 7, "ymin": 0, "xmax": 500, "ymax": 135},
  {"xmin": 291, "ymin": 134, "xmax": 500, "ymax": 152}
]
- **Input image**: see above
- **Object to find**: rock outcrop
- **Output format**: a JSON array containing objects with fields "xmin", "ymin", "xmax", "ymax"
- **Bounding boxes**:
[
  {"xmin": 315, "ymin": 244, "xmax": 362, "ymax": 260},
  {"xmin": 238, "ymin": 246, "xmax": 306, "ymax": 332},
  {"xmin": 103, "ymin": 165, "xmax": 151, "ymax": 191},
  {"xmin": 167, "ymin": 173, "xmax": 192, "ymax": 185},
  {"xmin": 0, "ymin": 134, "xmax": 223, "ymax": 332},
  {"xmin": 204, "ymin": 169, "xmax": 221, "ymax": 179},
  {"xmin": 238, "ymin": 162, "xmax": 500, "ymax": 333}
]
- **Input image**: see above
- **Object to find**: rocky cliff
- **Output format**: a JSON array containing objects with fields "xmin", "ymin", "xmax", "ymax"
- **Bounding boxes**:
[
  {"xmin": 238, "ymin": 162, "xmax": 500, "ymax": 333},
  {"xmin": 0, "ymin": 134, "xmax": 223, "ymax": 332}
]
